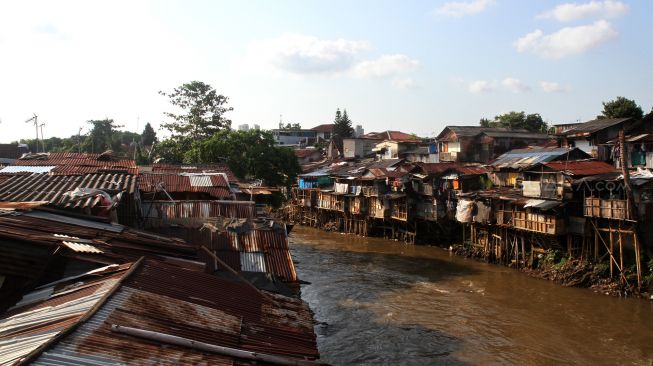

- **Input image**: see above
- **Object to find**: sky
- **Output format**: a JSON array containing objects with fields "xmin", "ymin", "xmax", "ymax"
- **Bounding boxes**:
[{"xmin": 0, "ymin": 0, "xmax": 652, "ymax": 142}]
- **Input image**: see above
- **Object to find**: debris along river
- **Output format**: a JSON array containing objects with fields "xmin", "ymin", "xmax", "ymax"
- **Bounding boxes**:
[{"xmin": 289, "ymin": 226, "xmax": 653, "ymax": 366}]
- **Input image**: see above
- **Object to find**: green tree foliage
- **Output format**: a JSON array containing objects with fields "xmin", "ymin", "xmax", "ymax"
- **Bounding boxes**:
[
  {"xmin": 159, "ymin": 81, "xmax": 232, "ymax": 140},
  {"xmin": 601, "ymin": 96, "xmax": 644, "ymax": 120},
  {"xmin": 479, "ymin": 111, "xmax": 548, "ymax": 133},
  {"xmin": 141, "ymin": 122, "xmax": 157, "ymax": 146},
  {"xmin": 333, "ymin": 108, "xmax": 354, "ymax": 138},
  {"xmin": 16, "ymin": 119, "xmax": 141, "ymax": 154},
  {"xmin": 186, "ymin": 129, "xmax": 301, "ymax": 187}
]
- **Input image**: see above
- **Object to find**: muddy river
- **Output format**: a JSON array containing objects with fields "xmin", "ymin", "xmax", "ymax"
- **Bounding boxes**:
[{"xmin": 289, "ymin": 226, "xmax": 653, "ymax": 366}]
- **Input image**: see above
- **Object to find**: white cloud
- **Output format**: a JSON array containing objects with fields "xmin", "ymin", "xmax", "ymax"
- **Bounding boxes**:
[
  {"xmin": 540, "ymin": 81, "xmax": 570, "ymax": 93},
  {"xmin": 392, "ymin": 78, "xmax": 417, "ymax": 90},
  {"xmin": 435, "ymin": 0, "xmax": 495, "ymax": 17},
  {"xmin": 352, "ymin": 54, "xmax": 419, "ymax": 79},
  {"xmin": 514, "ymin": 20, "xmax": 618, "ymax": 59},
  {"xmin": 468, "ymin": 80, "xmax": 496, "ymax": 93},
  {"xmin": 537, "ymin": 0, "xmax": 629, "ymax": 22},
  {"xmin": 501, "ymin": 77, "xmax": 530, "ymax": 93},
  {"xmin": 249, "ymin": 33, "xmax": 369, "ymax": 75}
]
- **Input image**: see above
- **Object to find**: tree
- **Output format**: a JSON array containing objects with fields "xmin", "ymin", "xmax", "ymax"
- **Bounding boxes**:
[
  {"xmin": 479, "ymin": 111, "xmax": 547, "ymax": 133},
  {"xmin": 186, "ymin": 129, "xmax": 301, "ymax": 187},
  {"xmin": 159, "ymin": 81, "xmax": 232, "ymax": 140},
  {"xmin": 601, "ymin": 96, "xmax": 643, "ymax": 120},
  {"xmin": 333, "ymin": 108, "xmax": 354, "ymax": 138},
  {"xmin": 141, "ymin": 122, "xmax": 157, "ymax": 146},
  {"xmin": 82, "ymin": 119, "xmax": 123, "ymax": 153}
]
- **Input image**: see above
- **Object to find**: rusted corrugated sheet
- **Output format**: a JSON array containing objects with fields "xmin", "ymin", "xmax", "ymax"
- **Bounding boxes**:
[
  {"xmin": 0, "ymin": 173, "xmax": 136, "ymax": 210},
  {"xmin": 240, "ymin": 252, "xmax": 267, "ymax": 273},
  {"xmin": 0, "ymin": 211, "xmax": 197, "ymax": 267},
  {"xmin": 543, "ymin": 160, "xmax": 617, "ymax": 176},
  {"xmin": 29, "ymin": 259, "xmax": 318, "ymax": 365},
  {"xmin": 14, "ymin": 152, "xmax": 137, "ymax": 175},
  {"xmin": 139, "ymin": 174, "xmax": 232, "ymax": 199},
  {"xmin": 143, "ymin": 163, "xmax": 239, "ymax": 182},
  {"xmin": 0, "ymin": 264, "xmax": 131, "ymax": 366}
]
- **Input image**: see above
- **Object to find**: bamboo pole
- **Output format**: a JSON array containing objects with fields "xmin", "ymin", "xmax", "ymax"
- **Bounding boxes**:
[{"xmin": 609, "ymin": 221, "xmax": 613, "ymax": 278}]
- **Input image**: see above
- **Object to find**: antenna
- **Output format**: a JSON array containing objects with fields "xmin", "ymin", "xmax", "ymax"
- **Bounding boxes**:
[{"xmin": 25, "ymin": 113, "xmax": 39, "ymax": 153}]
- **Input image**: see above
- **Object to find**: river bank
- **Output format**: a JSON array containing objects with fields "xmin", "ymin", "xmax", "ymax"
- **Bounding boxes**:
[
  {"xmin": 290, "ymin": 226, "xmax": 653, "ymax": 365},
  {"xmin": 452, "ymin": 243, "xmax": 653, "ymax": 299}
]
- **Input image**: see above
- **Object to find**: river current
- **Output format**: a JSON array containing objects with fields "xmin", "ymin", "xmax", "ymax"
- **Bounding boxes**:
[{"xmin": 289, "ymin": 226, "xmax": 653, "ymax": 366}]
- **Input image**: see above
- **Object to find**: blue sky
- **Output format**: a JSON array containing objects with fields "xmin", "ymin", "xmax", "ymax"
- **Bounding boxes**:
[{"xmin": 0, "ymin": 0, "xmax": 651, "ymax": 142}]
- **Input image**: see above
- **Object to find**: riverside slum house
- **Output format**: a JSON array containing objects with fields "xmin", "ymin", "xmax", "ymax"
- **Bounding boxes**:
[
  {"xmin": 138, "ymin": 163, "xmax": 299, "ymax": 293},
  {"xmin": 456, "ymin": 154, "xmax": 653, "ymax": 288},
  {"xmin": 0, "ymin": 166, "xmax": 321, "ymax": 364},
  {"xmin": 436, "ymin": 126, "xmax": 551, "ymax": 163},
  {"xmin": 287, "ymin": 156, "xmax": 492, "ymax": 243},
  {"xmin": 601, "ymin": 113, "xmax": 653, "ymax": 169}
]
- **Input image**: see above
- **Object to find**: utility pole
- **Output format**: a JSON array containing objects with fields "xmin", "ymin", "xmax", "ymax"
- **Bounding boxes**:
[
  {"xmin": 25, "ymin": 114, "xmax": 39, "ymax": 153},
  {"xmin": 78, "ymin": 127, "xmax": 83, "ymax": 153},
  {"xmin": 39, "ymin": 122, "xmax": 46, "ymax": 152}
]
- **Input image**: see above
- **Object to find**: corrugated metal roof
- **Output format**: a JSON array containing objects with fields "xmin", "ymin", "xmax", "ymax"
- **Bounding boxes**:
[
  {"xmin": 0, "ymin": 264, "xmax": 131, "ymax": 366},
  {"xmin": 542, "ymin": 160, "xmax": 617, "ymax": 176},
  {"xmin": 142, "ymin": 163, "xmax": 238, "ymax": 182},
  {"xmin": 240, "ymin": 252, "xmax": 267, "ymax": 273},
  {"xmin": 62, "ymin": 241, "xmax": 104, "ymax": 254},
  {"xmin": 17, "ymin": 259, "xmax": 318, "ymax": 365},
  {"xmin": 563, "ymin": 117, "xmax": 632, "ymax": 137},
  {"xmin": 417, "ymin": 162, "xmax": 488, "ymax": 176},
  {"xmin": 188, "ymin": 175, "xmax": 213, "ymax": 187},
  {"xmin": 0, "ymin": 166, "xmax": 55, "ymax": 174},
  {"xmin": 0, "ymin": 174, "xmax": 136, "ymax": 211},
  {"xmin": 139, "ymin": 173, "xmax": 232, "ymax": 199},
  {"xmin": 14, "ymin": 152, "xmax": 138, "ymax": 175}
]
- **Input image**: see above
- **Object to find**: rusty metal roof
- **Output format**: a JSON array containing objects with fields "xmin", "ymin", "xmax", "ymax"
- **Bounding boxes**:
[
  {"xmin": 0, "ymin": 210, "xmax": 197, "ymax": 266},
  {"xmin": 541, "ymin": 160, "xmax": 618, "ymax": 176},
  {"xmin": 562, "ymin": 117, "xmax": 632, "ymax": 137},
  {"xmin": 13, "ymin": 152, "xmax": 138, "ymax": 175},
  {"xmin": 0, "ymin": 174, "xmax": 136, "ymax": 208},
  {"xmin": 139, "ymin": 173, "xmax": 232, "ymax": 199},
  {"xmin": 417, "ymin": 162, "xmax": 488, "ymax": 176},
  {"xmin": 26, "ymin": 260, "xmax": 319, "ymax": 365},
  {"xmin": 0, "ymin": 263, "xmax": 132, "ymax": 365},
  {"xmin": 0, "ymin": 174, "xmax": 136, "ymax": 211},
  {"xmin": 141, "ymin": 163, "xmax": 238, "ymax": 182}
]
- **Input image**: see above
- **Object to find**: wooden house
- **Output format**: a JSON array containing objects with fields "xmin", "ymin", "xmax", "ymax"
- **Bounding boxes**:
[
  {"xmin": 488, "ymin": 147, "xmax": 590, "ymax": 187},
  {"xmin": 523, "ymin": 160, "xmax": 617, "ymax": 200},
  {"xmin": 558, "ymin": 117, "xmax": 636, "ymax": 160},
  {"xmin": 436, "ymin": 126, "xmax": 551, "ymax": 163}
]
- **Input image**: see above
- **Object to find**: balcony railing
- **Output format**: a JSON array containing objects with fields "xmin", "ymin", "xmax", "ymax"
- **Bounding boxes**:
[
  {"xmin": 513, "ymin": 211, "xmax": 565, "ymax": 235},
  {"xmin": 584, "ymin": 198, "xmax": 631, "ymax": 220}
]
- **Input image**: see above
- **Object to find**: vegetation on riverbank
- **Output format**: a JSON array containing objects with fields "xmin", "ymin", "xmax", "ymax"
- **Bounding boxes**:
[{"xmin": 452, "ymin": 244, "xmax": 653, "ymax": 299}]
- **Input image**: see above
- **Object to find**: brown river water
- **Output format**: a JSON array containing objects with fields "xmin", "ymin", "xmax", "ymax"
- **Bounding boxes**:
[{"xmin": 289, "ymin": 226, "xmax": 653, "ymax": 366}]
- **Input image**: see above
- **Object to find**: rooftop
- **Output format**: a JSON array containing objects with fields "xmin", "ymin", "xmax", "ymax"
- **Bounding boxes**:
[
  {"xmin": 490, "ymin": 147, "xmax": 590, "ymax": 170},
  {"xmin": 562, "ymin": 117, "xmax": 632, "ymax": 137},
  {"xmin": 13, "ymin": 152, "xmax": 138, "ymax": 175},
  {"xmin": 139, "ymin": 173, "xmax": 233, "ymax": 199},
  {"xmin": 540, "ymin": 160, "xmax": 618, "ymax": 176},
  {"xmin": 310, "ymin": 123, "xmax": 335, "ymax": 133}
]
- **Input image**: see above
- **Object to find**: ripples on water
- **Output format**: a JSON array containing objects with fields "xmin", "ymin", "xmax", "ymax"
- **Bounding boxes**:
[{"xmin": 290, "ymin": 227, "xmax": 653, "ymax": 366}]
